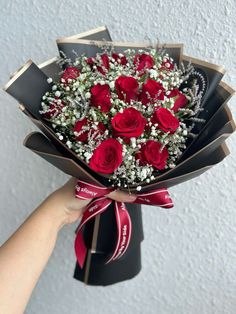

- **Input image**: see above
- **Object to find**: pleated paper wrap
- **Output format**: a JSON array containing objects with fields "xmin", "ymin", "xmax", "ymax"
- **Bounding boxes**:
[{"xmin": 4, "ymin": 26, "xmax": 235, "ymax": 285}]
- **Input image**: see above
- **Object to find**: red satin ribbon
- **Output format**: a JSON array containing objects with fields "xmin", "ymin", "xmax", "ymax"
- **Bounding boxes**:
[{"xmin": 74, "ymin": 180, "xmax": 173, "ymax": 268}]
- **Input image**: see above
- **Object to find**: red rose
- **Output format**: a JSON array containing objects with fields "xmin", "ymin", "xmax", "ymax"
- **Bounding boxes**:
[
  {"xmin": 136, "ymin": 140, "xmax": 169, "ymax": 170},
  {"xmin": 73, "ymin": 118, "xmax": 89, "ymax": 142},
  {"xmin": 111, "ymin": 107, "xmax": 147, "ymax": 139},
  {"xmin": 115, "ymin": 76, "xmax": 139, "ymax": 103},
  {"xmin": 89, "ymin": 138, "xmax": 123, "ymax": 174},
  {"xmin": 101, "ymin": 54, "xmax": 110, "ymax": 69},
  {"xmin": 167, "ymin": 89, "xmax": 188, "ymax": 112},
  {"xmin": 160, "ymin": 58, "xmax": 174, "ymax": 71},
  {"xmin": 91, "ymin": 122, "xmax": 107, "ymax": 140},
  {"xmin": 112, "ymin": 53, "xmax": 127, "ymax": 65},
  {"xmin": 61, "ymin": 67, "xmax": 80, "ymax": 83},
  {"xmin": 97, "ymin": 53, "xmax": 110, "ymax": 75},
  {"xmin": 86, "ymin": 57, "xmax": 95, "ymax": 67},
  {"xmin": 86, "ymin": 54, "xmax": 109, "ymax": 75},
  {"xmin": 95, "ymin": 121, "xmax": 106, "ymax": 133},
  {"xmin": 134, "ymin": 53, "xmax": 154, "ymax": 74},
  {"xmin": 43, "ymin": 100, "xmax": 64, "ymax": 118},
  {"xmin": 140, "ymin": 79, "xmax": 165, "ymax": 105},
  {"xmin": 151, "ymin": 107, "xmax": 179, "ymax": 133},
  {"xmin": 74, "ymin": 119, "xmax": 106, "ymax": 143},
  {"xmin": 90, "ymin": 83, "xmax": 111, "ymax": 112}
]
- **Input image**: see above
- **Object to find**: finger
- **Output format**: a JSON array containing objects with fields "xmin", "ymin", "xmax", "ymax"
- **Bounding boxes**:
[
  {"xmin": 107, "ymin": 190, "xmax": 137, "ymax": 203},
  {"xmin": 69, "ymin": 178, "xmax": 137, "ymax": 203},
  {"xmin": 67, "ymin": 198, "xmax": 91, "ymax": 212},
  {"xmin": 63, "ymin": 177, "xmax": 78, "ymax": 191}
]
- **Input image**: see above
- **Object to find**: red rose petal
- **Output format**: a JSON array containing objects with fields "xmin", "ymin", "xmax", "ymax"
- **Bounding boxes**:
[
  {"xmin": 151, "ymin": 107, "xmax": 179, "ymax": 133},
  {"xmin": 89, "ymin": 138, "xmax": 123, "ymax": 174},
  {"xmin": 111, "ymin": 107, "xmax": 147, "ymax": 138},
  {"xmin": 90, "ymin": 83, "xmax": 111, "ymax": 112},
  {"xmin": 61, "ymin": 67, "xmax": 80, "ymax": 84}
]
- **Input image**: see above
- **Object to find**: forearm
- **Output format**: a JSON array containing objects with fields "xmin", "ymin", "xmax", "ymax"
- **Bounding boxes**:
[
  {"xmin": 0, "ymin": 177, "xmax": 135, "ymax": 314},
  {"xmin": 0, "ymin": 196, "xmax": 68, "ymax": 314}
]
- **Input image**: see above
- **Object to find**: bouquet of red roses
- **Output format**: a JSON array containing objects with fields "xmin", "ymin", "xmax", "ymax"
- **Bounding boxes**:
[
  {"xmin": 4, "ymin": 26, "xmax": 235, "ymax": 285},
  {"xmin": 40, "ymin": 47, "xmax": 197, "ymax": 188}
]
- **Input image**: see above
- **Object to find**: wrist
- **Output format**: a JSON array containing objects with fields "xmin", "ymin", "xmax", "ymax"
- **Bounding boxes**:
[
  {"xmin": 41, "ymin": 187, "xmax": 90, "ymax": 228},
  {"xmin": 39, "ymin": 194, "xmax": 71, "ymax": 231}
]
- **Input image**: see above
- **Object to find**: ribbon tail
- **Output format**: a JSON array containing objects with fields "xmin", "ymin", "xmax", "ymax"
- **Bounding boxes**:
[
  {"xmin": 74, "ymin": 231, "xmax": 87, "ymax": 268},
  {"xmin": 135, "ymin": 188, "xmax": 174, "ymax": 208},
  {"xmin": 74, "ymin": 197, "xmax": 112, "ymax": 269},
  {"xmin": 74, "ymin": 180, "xmax": 174, "ymax": 269},
  {"xmin": 106, "ymin": 201, "xmax": 132, "ymax": 264}
]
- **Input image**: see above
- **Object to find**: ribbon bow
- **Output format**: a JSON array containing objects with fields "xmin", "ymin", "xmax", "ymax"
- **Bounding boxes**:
[{"xmin": 74, "ymin": 180, "xmax": 173, "ymax": 268}]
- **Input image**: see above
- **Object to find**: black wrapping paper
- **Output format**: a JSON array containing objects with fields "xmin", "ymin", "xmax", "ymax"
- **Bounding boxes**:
[
  {"xmin": 73, "ymin": 202, "xmax": 143, "ymax": 285},
  {"xmin": 24, "ymin": 131, "xmax": 229, "ymax": 191},
  {"xmin": 181, "ymin": 82, "xmax": 235, "ymax": 160},
  {"xmin": 5, "ymin": 57, "xmax": 233, "ymax": 191},
  {"xmin": 181, "ymin": 54, "xmax": 226, "ymax": 107},
  {"xmin": 4, "ymin": 26, "xmax": 235, "ymax": 285},
  {"xmin": 23, "ymin": 130, "xmax": 230, "ymax": 284},
  {"xmin": 74, "ymin": 240, "xmax": 142, "ymax": 285},
  {"xmin": 3, "ymin": 61, "xmax": 52, "ymax": 120}
]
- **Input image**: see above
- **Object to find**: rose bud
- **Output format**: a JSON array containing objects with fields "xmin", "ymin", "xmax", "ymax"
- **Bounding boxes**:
[
  {"xmin": 112, "ymin": 53, "xmax": 127, "ymax": 66},
  {"xmin": 43, "ymin": 100, "xmax": 65, "ymax": 119},
  {"xmin": 89, "ymin": 138, "xmax": 123, "ymax": 174},
  {"xmin": 167, "ymin": 88, "xmax": 188, "ymax": 112},
  {"xmin": 160, "ymin": 58, "xmax": 174, "ymax": 71},
  {"xmin": 73, "ymin": 118, "xmax": 89, "ymax": 142},
  {"xmin": 151, "ymin": 107, "xmax": 180, "ymax": 134},
  {"xmin": 101, "ymin": 53, "xmax": 110, "ymax": 70},
  {"xmin": 90, "ymin": 122, "xmax": 107, "ymax": 140},
  {"xmin": 74, "ymin": 119, "xmax": 106, "ymax": 143},
  {"xmin": 86, "ymin": 57, "xmax": 95, "ymax": 67},
  {"xmin": 140, "ymin": 79, "xmax": 165, "ymax": 105},
  {"xmin": 61, "ymin": 67, "xmax": 80, "ymax": 84},
  {"xmin": 135, "ymin": 140, "xmax": 169, "ymax": 170},
  {"xmin": 90, "ymin": 83, "xmax": 111, "ymax": 112},
  {"xmin": 111, "ymin": 107, "xmax": 147, "ymax": 139},
  {"xmin": 115, "ymin": 76, "xmax": 139, "ymax": 103},
  {"xmin": 97, "ymin": 53, "xmax": 110, "ymax": 75},
  {"xmin": 134, "ymin": 53, "xmax": 154, "ymax": 75}
]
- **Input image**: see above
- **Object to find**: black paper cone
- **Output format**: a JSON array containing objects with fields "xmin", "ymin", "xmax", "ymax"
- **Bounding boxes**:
[
  {"xmin": 74, "ymin": 243, "xmax": 142, "ymax": 286},
  {"xmin": 73, "ymin": 202, "xmax": 143, "ymax": 286}
]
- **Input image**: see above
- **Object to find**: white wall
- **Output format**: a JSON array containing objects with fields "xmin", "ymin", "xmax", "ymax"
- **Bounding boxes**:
[{"xmin": 1, "ymin": 1, "xmax": 236, "ymax": 313}]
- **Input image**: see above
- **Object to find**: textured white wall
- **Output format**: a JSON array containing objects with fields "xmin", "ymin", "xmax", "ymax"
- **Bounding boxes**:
[{"xmin": 1, "ymin": 0, "xmax": 236, "ymax": 313}]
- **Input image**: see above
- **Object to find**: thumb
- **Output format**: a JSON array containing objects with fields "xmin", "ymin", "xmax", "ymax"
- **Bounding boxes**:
[{"xmin": 107, "ymin": 190, "xmax": 137, "ymax": 203}]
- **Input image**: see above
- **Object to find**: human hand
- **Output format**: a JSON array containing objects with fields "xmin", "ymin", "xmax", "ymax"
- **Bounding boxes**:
[{"xmin": 46, "ymin": 178, "xmax": 137, "ymax": 226}]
